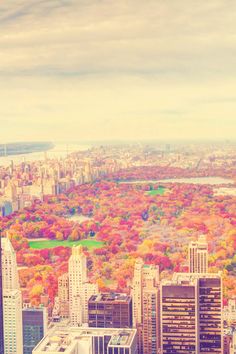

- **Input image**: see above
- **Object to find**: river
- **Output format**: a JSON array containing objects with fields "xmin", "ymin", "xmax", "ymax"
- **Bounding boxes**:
[{"xmin": 0, "ymin": 142, "xmax": 91, "ymax": 167}]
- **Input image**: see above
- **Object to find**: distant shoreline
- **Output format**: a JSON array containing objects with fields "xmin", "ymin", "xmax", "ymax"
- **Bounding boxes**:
[{"xmin": 0, "ymin": 142, "xmax": 54, "ymax": 157}]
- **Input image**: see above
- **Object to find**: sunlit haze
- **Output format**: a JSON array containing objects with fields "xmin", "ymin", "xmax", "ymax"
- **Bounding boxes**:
[{"xmin": 0, "ymin": 0, "xmax": 236, "ymax": 142}]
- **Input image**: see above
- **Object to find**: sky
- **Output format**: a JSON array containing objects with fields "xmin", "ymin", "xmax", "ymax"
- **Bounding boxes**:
[{"xmin": 0, "ymin": 0, "xmax": 236, "ymax": 143}]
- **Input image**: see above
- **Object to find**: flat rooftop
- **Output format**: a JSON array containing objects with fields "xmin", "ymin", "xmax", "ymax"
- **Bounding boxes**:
[
  {"xmin": 162, "ymin": 272, "xmax": 222, "ymax": 287},
  {"xmin": 109, "ymin": 332, "xmax": 131, "ymax": 346},
  {"xmin": 33, "ymin": 326, "xmax": 136, "ymax": 353},
  {"xmin": 89, "ymin": 293, "xmax": 131, "ymax": 303}
]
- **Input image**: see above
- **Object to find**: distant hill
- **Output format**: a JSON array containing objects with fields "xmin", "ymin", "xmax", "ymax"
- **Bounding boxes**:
[{"xmin": 0, "ymin": 142, "xmax": 54, "ymax": 156}]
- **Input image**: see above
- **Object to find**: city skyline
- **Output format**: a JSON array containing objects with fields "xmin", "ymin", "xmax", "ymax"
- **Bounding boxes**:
[
  {"xmin": 0, "ymin": 1, "xmax": 236, "ymax": 142},
  {"xmin": 1, "ymin": 143, "xmax": 235, "ymax": 353},
  {"xmin": 0, "ymin": 2, "xmax": 235, "ymax": 352}
]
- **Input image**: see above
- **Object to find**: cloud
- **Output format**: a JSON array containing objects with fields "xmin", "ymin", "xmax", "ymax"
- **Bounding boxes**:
[
  {"xmin": 0, "ymin": 0, "xmax": 236, "ymax": 142},
  {"xmin": 0, "ymin": 0, "xmax": 236, "ymax": 78}
]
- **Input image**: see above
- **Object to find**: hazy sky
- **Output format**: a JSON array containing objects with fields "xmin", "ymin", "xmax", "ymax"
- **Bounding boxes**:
[{"xmin": 0, "ymin": 0, "xmax": 236, "ymax": 142}]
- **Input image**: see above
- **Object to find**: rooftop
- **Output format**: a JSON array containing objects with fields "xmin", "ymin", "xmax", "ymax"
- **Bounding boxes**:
[
  {"xmin": 1, "ymin": 237, "xmax": 14, "ymax": 253},
  {"xmin": 89, "ymin": 293, "xmax": 131, "ymax": 303},
  {"xmin": 109, "ymin": 332, "xmax": 131, "ymax": 347},
  {"xmin": 173, "ymin": 272, "xmax": 221, "ymax": 282},
  {"xmin": 33, "ymin": 326, "xmax": 137, "ymax": 353},
  {"xmin": 161, "ymin": 272, "xmax": 222, "ymax": 287}
]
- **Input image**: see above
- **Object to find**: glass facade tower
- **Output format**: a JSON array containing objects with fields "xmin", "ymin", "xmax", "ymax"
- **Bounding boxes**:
[{"xmin": 0, "ymin": 233, "xmax": 4, "ymax": 354}]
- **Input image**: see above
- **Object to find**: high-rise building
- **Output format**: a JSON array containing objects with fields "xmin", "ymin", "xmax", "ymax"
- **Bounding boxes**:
[
  {"xmin": 88, "ymin": 293, "xmax": 132, "ymax": 328},
  {"xmin": 1, "ymin": 237, "xmax": 23, "ymax": 354},
  {"xmin": 132, "ymin": 259, "xmax": 143, "ymax": 327},
  {"xmin": 0, "ymin": 233, "xmax": 4, "ymax": 354},
  {"xmin": 68, "ymin": 245, "xmax": 98, "ymax": 326},
  {"xmin": 131, "ymin": 259, "xmax": 160, "ymax": 354},
  {"xmin": 142, "ymin": 278, "xmax": 160, "ymax": 354},
  {"xmin": 32, "ymin": 325, "xmax": 137, "ymax": 354},
  {"xmin": 1, "ymin": 236, "xmax": 20, "ymax": 290},
  {"xmin": 58, "ymin": 273, "xmax": 69, "ymax": 318},
  {"xmin": 161, "ymin": 277, "xmax": 198, "ymax": 353},
  {"xmin": 3, "ymin": 290, "xmax": 23, "ymax": 354},
  {"xmin": 198, "ymin": 275, "xmax": 222, "ymax": 353},
  {"xmin": 189, "ymin": 235, "xmax": 208, "ymax": 273},
  {"xmin": 223, "ymin": 299, "xmax": 236, "ymax": 325},
  {"xmin": 231, "ymin": 331, "xmax": 236, "ymax": 354},
  {"xmin": 22, "ymin": 306, "xmax": 48, "ymax": 354},
  {"xmin": 223, "ymin": 334, "xmax": 231, "ymax": 354},
  {"xmin": 107, "ymin": 330, "xmax": 137, "ymax": 354},
  {"xmin": 160, "ymin": 272, "xmax": 223, "ymax": 354}
]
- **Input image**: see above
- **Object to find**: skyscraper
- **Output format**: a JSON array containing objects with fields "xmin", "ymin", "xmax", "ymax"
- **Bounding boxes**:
[
  {"xmin": 160, "ymin": 272, "xmax": 223, "ymax": 354},
  {"xmin": 231, "ymin": 331, "xmax": 236, "ymax": 354},
  {"xmin": 22, "ymin": 306, "xmax": 48, "ymax": 354},
  {"xmin": 1, "ymin": 236, "xmax": 20, "ymax": 290},
  {"xmin": 2, "ymin": 237, "xmax": 23, "ymax": 354},
  {"xmin": 58, "ymin": 273, "xmax": 69, "ymax": 318},
  {"xmin": 0, "ymin": 232, "xmax": 4, "ymax": 354},
  {"xmin": 131, "ymin": 258, "xmax": 160, "ymax": 354},
  {"xmin": 189, "ymin": 235, "xmax": 208, "ymax": 273},
  {"xmin": 3, "ymin": 290, "xmax": 23, "ymax": 354},
  {"xmin": 198, "ymin": 275, "xmax": 222, "ymax": 353},
  {"xmin": 68, "ymin": 245, "xmax": 98, "ymax": 326},
  {"xmin": 142, "ymin": 277, "xmax": 160, "ymax": 354},
  {"xmin": 161, "ymin": 277, "xmax": 198, "ymax": 353}
]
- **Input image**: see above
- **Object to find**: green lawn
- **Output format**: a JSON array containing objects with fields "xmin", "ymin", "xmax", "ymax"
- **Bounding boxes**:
[
  {"xmin": 147, "ymin": 186, "xmax": 165, "ymax": 196},
  {"xmin": 29, "ymin": 239, "xmax": 104, "ymax": 250}
]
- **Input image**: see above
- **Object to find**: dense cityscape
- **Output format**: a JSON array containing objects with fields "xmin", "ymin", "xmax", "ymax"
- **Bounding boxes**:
[{"xmin": 0, "ymin": 142, "xmax": 236, "ymax": 353}]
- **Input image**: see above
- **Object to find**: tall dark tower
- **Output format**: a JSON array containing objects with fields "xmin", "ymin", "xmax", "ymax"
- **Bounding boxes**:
[{"xmin": 0, "ymin": 232, "xmax": 4, "ymax": 353}]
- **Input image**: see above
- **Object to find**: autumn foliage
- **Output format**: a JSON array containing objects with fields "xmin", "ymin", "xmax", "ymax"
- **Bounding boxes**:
[{"xmin": 0, "ymin": 165, "xmax": 236, "ymax": 306}]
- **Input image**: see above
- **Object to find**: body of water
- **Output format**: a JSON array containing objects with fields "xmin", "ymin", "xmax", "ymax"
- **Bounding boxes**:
[
  {"xmin": 67, "ymin": 214, "xmax": 92, "ymax": 223},
  {"xmin": 214, "ymin": 187, "xmax": 236, "ymax": 196},
  {"xmin": 121, "ymin": 177, "xmax": 235, "ymax": 185},
  {"xmin": 0, "ymin": 143, "xmax": 91, "ymax": 167}
]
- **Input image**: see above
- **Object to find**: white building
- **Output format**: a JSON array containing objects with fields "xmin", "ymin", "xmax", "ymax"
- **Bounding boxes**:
[
  {"xmin": 1, "ymin": 237, "xmax": 20, "ymax": 290},
  {"xmin": 231, "ymin": 331, "xmax": 236, "ymax": 354},
  {"xmin": 3, "ymin": 290, "xmax": 23, "ymax": 354},
  {"xmin": 188, "ymin": 235, "xmax": 208, "ymax": 273},
  {"xmin": 131, "ymin": 259, "xmax": 160, "ymax": 354},
  {"xmin": 58, "ymin": 273, "xmax": 69, "ymax": 318},
  {"xmin": 131, "ymin": 258, "xmax": 143, "ymax": 326},
  {"xmin": 1, "ymin": 237, "xmax": 23, "ymax": 354},
  {"xmin": 32, "ymin": 325, "xmax": 137, "ymax": 354},
  {"xmin": 223, "ymin": 299, "xmax": 236, "ymax": 325},
  {"xmin": 69, "ymin": 246, "xmax": 98, "ymax": 326}
]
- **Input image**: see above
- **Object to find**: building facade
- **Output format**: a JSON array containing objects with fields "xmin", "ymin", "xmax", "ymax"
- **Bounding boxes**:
[
  {"xmin": 142, "ymin": 285, "xmax": 160, "ymax": 354},
  {"xmin": 161, "ymin": 273, "xmax": 223, "ymax": 354},
  {"xmin": 189, "ymin": 235, "xmax": 208, "ymax": 274},
  {"xmin": 88, "ymin": 293, "xmax": 132, "ymax": 328},
  {"xmin": 3, "ymin": 290, "xmax": 23, "ymax": 354},
  {"xmin": 58, "ymin": 273, "xmax": 69, "ymax": 318},
  {"xmin": 22, "ymin": 306, "xmax": 48, "ymax": 354},
  {"xmin": 68, "ymin": 245, "xmax": 98, "ymax": 326},
  {"xmin": 0, "ymin": 233, "xmax": 4, "ymax": 354},
  {"xmin": 230, "ymin": 331, "xmax": 236, "ymax": 354},
  {"xmin": 131, "ymin": 259, "xmax": 160, "ymax": 354},
  {"xmin": 161, "ymin": 279, "xmax": 198, "ymax": 353},
  {"xmin": 32, "ymin": 325, "xmax": 137, "ymax": 354},
  {"xmin": 1, "ymin": 236, "xmax": 20, "ymax": 290},
  {"xmin": 223, "ymin": 299, "xmax": 236, "ymax": 326},
  {"xmin": 1, "ymin": 237, "xmax": 23, "ymax": 354},
  {"xmin": 198, "ymin": 276, "xmax": 222, "ymax": 353}
]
